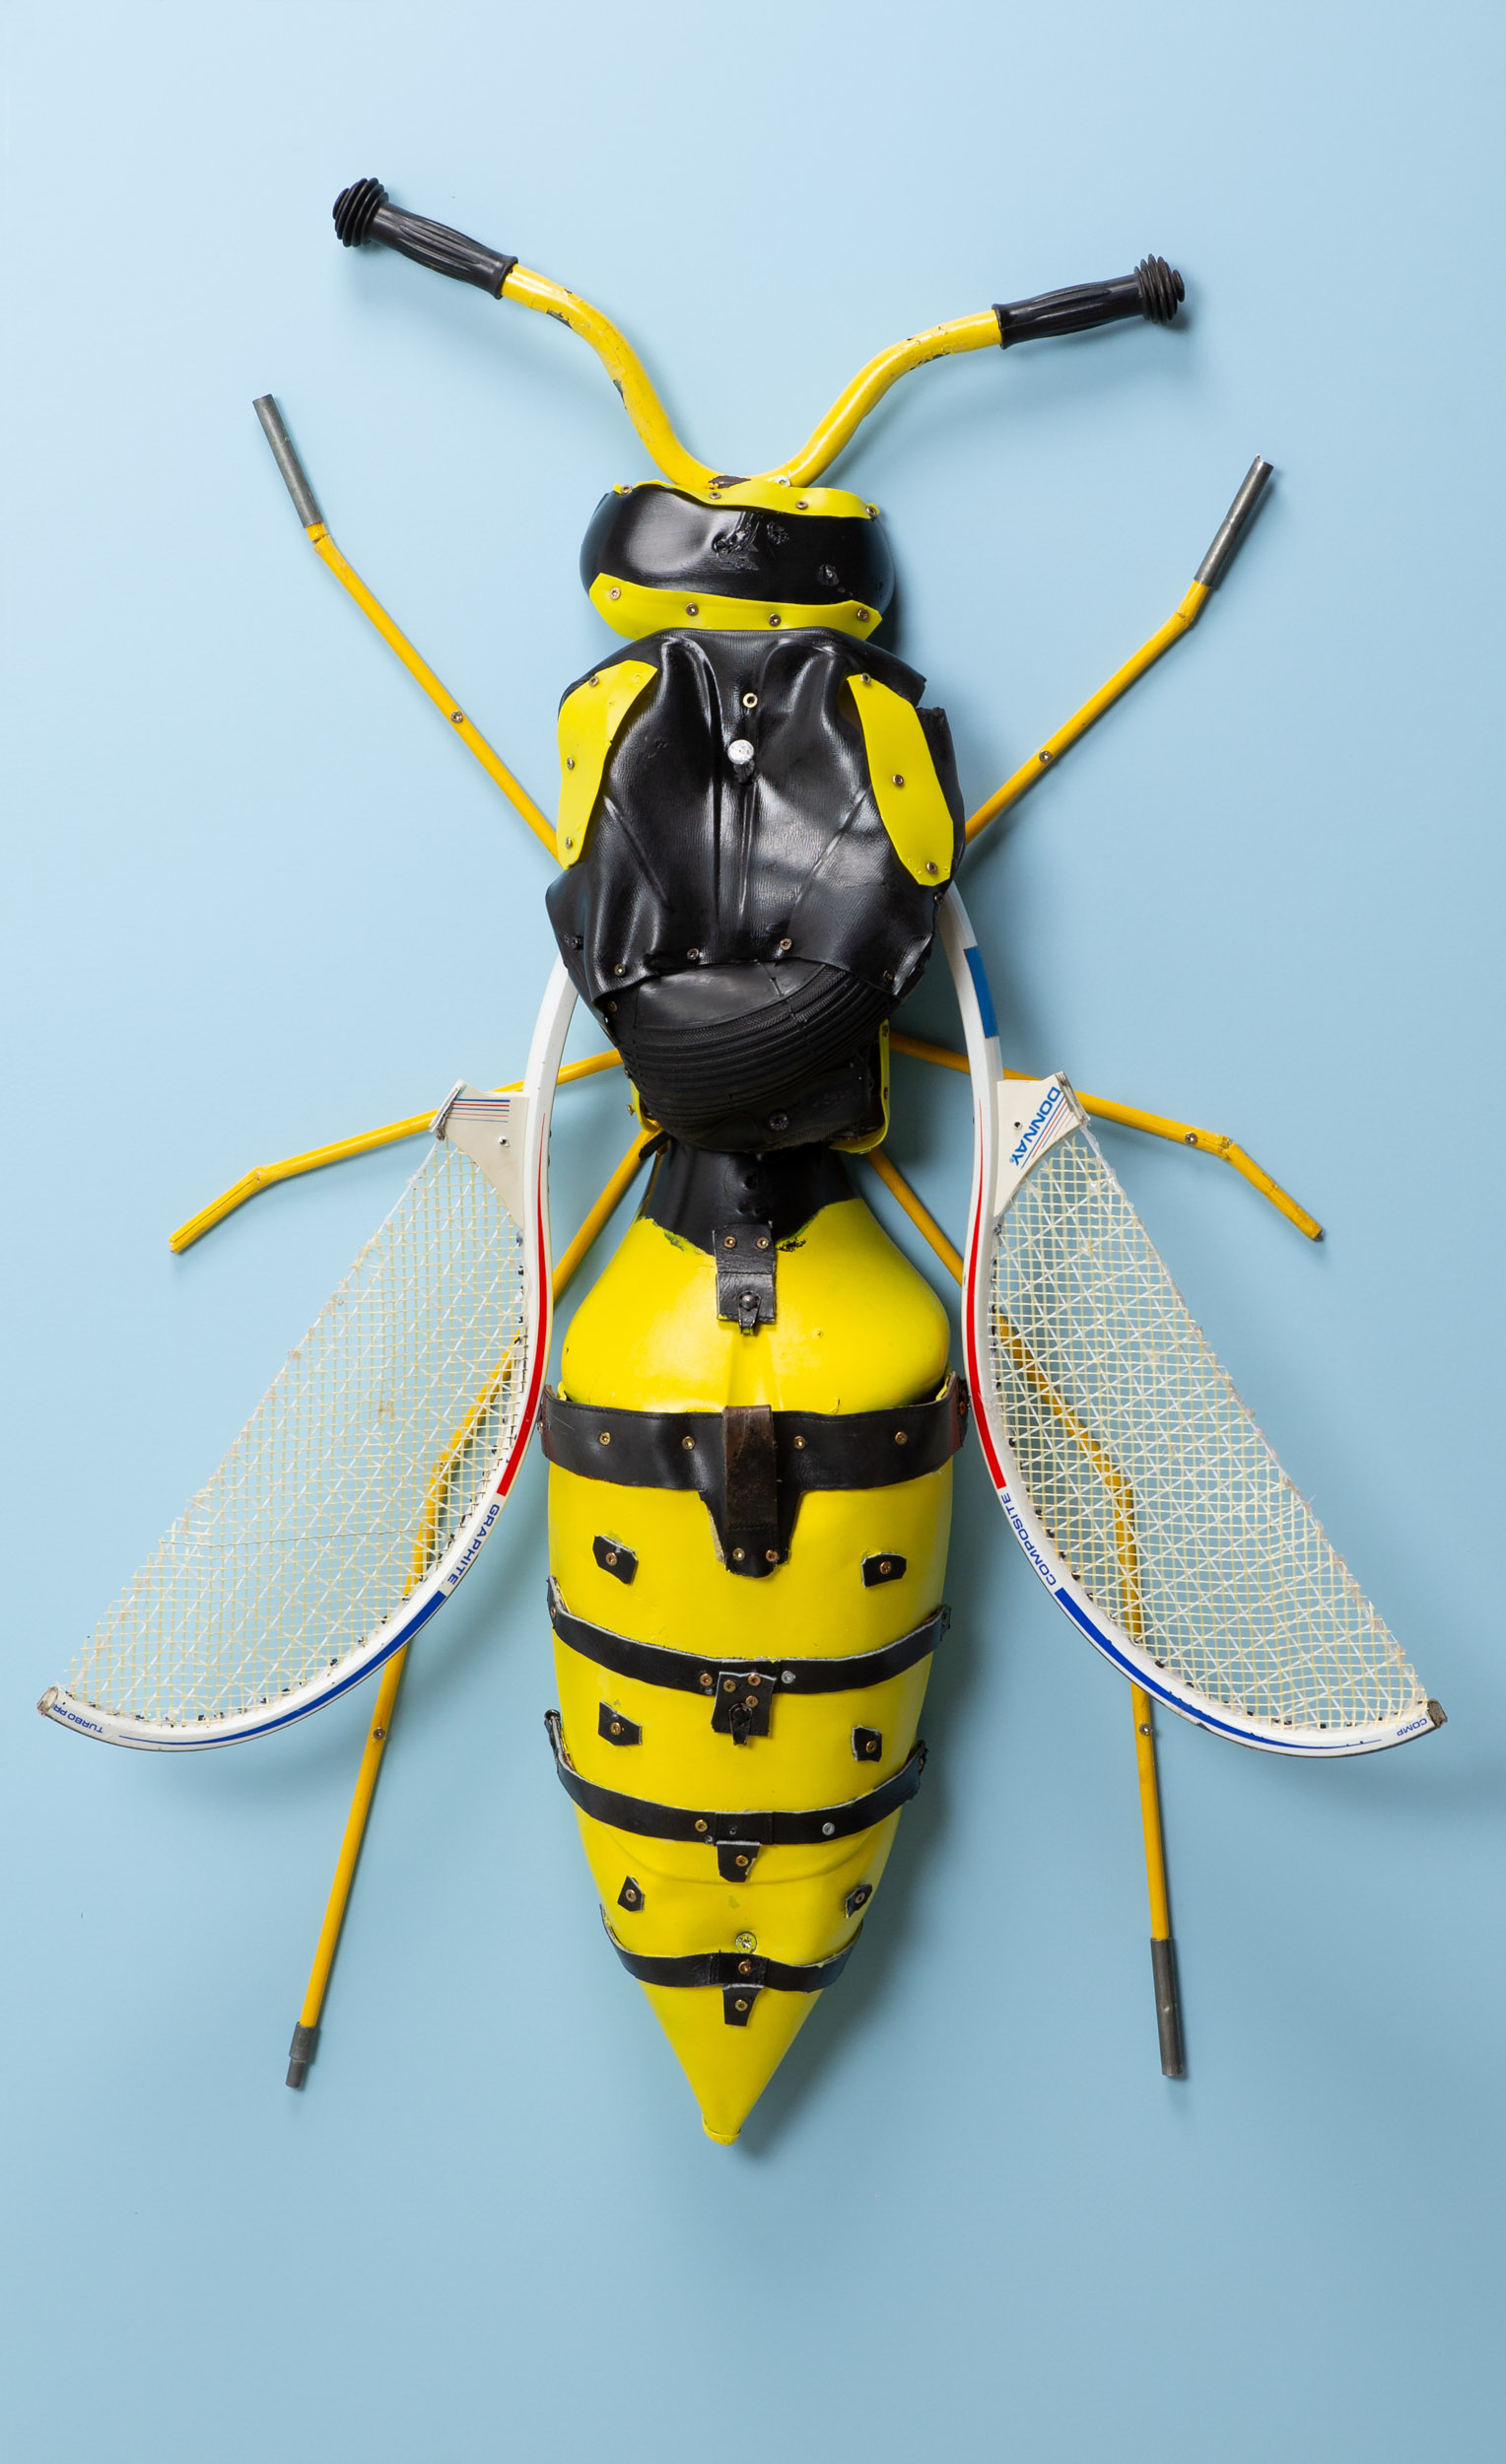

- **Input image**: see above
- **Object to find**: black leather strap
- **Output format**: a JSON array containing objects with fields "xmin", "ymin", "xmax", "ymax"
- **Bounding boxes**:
[
  {"xmin": 604, "ymin": 1924, "xmax": 861, "ymax": 1995},
  {"xmin": 546, "ymin": 1709, "xmax": 924, "ymax": 1876},
  {"xmin": 550, "ymin": 1583, "xmax": 949, "ymax": 1702},
  {"xmin": 541, "ymin": 1374, "xmax": 968, "ymax": 1577}
]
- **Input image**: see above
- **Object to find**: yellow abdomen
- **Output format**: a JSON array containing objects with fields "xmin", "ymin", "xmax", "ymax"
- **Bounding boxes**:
[{"xmin": 547, "ymin": 1188, "xmax": 953, "ymax": 2142}]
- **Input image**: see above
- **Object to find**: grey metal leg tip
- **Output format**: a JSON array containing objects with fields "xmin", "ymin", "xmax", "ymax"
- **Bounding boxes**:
[
  {"xmin": 1151, "ymin": 1937, "xmax": 1185, "ymax": 2079},
  {"xmin": 286, "ymin": 2019, "xmax": 319, "ymax": 2090}
]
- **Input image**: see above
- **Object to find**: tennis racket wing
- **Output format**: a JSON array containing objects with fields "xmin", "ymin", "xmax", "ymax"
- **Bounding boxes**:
[
  {"xmin": 939, "ymin": 893, "xmax": 1441, "ymax": 1755},
  {"xmin": 41, "ymin": 963, "xmax": 578, "ymax": 1749}
]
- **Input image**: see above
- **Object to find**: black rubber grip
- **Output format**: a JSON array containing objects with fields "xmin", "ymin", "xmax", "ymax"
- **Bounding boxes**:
[
  {"xmin": 994, "ymin": 256, "xmax": 1184, "ymax": 348},
  {"xmin": 332, "ymin": 178, "xmax": 517, "ymax": 297}
]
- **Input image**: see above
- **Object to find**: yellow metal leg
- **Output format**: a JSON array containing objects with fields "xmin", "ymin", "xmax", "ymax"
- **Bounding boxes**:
[
  {"xmin": 285, "ymin": 1128, "xmax": 655, "ymax": 2087},
  {"xmin": 1130, "ymin": 1683, "xmax": 1184, "ymax": 2077},
  {"xmin": 862, "ymin": 1143, "xmax": 1186, "ymax": 2078},
  {"xmin": 887, "ymin": 1031, "xmax": 1321, "ymax": 1241}
]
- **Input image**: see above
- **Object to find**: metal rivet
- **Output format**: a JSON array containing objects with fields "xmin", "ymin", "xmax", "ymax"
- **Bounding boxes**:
[
  {"xmin": 781, "ymin": 1670, "xmax": 795, "ymax": 1684},
  {"xmin": 564, "ymin": 835, "xmax": 575, "ymax": 848},
  {"xmin": 695, "ymin": 1818, "xmax": 709, "ymax": 1832},
  {"xmin": 795, "ymin": 498, "xmax": 809, "ymax": 509},
  {"xmin": 738, "ymin": 1958, "xmax": 753, "ymax": 1975},
  {"xmin": 778, "ymin": 936, "xmax": 792, "ymax": 952},
  {"xmin": 686, "ymin": 602, "xmax": 700, "ymax": 616},
  {"xmin": 588, "ymin": 675, "xmax": 600, "ymax": 687},
  {"xmin": 821, "ymin": 1822, "xmax": 836, "ymax": 1837},
  {"xmin": 744, "ymin": 1697, "xmax": 759, "ymax": 1712},
  {"xmin": 768, "ymin": 1112, "xmax": 788, "ymax": 1130},
  {"xmin": 732, "ymin": 1547, "xmax": 745, "ymax": 1561},
  {"xmin": 723, "ymin": 1678, "xmax": 737, "ymax": 1692},
  {"xmin": 755, "ymin": 1235, "xmax": 770, "ymax": 1250},
  {"xmin": 372, "ymin": 1727, "xmax": 386, "ymax": 1742},
  {"xmin": 604, "ymin": 1550, "xmax": 617, "ymax": 1566},
  {"xmin": 607, "ymin": 585, "xmax": 621, "ymax": 600},
  {"xmin": 892, "ymin": 773, "xmax": 905, "ymax": 787},
  {"xmin": 609, "ymin": 1721, "xmax": 622, "ymax": 1737},
  {"xmin": 735, "ymin": 1931, "xmax": 756, "ymax": 1951},
  {"xmin": 687, "ymin": 946, "xmax": 702, "ymax": 959},
  {"xmin": 734, "ymin": 1997, "xmax": 749, "ymax": 2012},
  {"xmin": 856, "ymin": 609, "xmax": 871, "ymax": 623},
  {"xmin": 565, "ymin": 755, "xmax": 576, "ymax": 770},
  {"xmin": 792, "ymin": 1434, "xmax": 806, "ymax": 1450},
  {"xmin": 879, "ymin": 1560, "xmax": 891, "ymax": 1575},
  {"xmin": 597, "ymin": 1431, "xmax": 612, "ymax": 1445},
  {"xmin": 681, "ymin": 1435, "xmax": 696, "ymax": 1451},
  {"xmin": 450, "ymin": 710, "xmax": 464, "ymax": 724},
  {"xmin": 722, "ymin": 1234, "xmax": 737, "ymax": 1249},
  {"xmin": 768, "ymin": 613, "xmax": 782, "ymax": 627},
  {"xmin": 700, "ymin": 1673, "xmax": 714, "ymax": 1688},
  {"xmin": 742, "ymin": 692, "xmax": 758, "ymax": 709},
  {"xmin": 924, "ymin": 860, "xmax": 938, "ymax": 875},
  {"xmin": 860, "ymin": 673, "xmax": 872, "ymax": 686},
  {"xmin": 765, "ymin": 1549, "xmax": 779, "ymax": 1564},
  {"xmin": 894, "ymin": 1430, "xmax": 908, "ymax": 1445}
]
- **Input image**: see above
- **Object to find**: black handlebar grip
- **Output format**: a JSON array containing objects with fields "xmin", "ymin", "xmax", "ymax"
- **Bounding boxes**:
[
  {"xmin": 332, "ymin": 178, "xmax": 517, "ymax": 298},
  {"xmin": 993, "ymin": 256, "xmax": 1184, "ymax": 348}
]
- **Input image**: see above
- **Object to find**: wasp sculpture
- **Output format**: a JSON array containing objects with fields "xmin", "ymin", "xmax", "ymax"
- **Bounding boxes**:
[{"xmin": 39, "ymin": 182, "xmax": 1443, "ymax": 2145}]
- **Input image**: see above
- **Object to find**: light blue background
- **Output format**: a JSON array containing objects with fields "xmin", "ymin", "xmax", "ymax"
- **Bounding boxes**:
[{"xmin": 3, "ymin": 4, "xmax": 1502, "ymax": 2457}]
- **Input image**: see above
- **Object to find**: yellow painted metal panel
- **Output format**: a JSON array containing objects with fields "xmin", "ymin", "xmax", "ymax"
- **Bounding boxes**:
[
  {"xmin": 587, "ymin": 571, "xmax": 882, "ymax": 644},
  {"xmin": 556, "ymin": 659, "xmax": 657, "ymax": 864},
  {"xmin": 846, "ymin": 673, "xmax": 956, "ymax": 884}
]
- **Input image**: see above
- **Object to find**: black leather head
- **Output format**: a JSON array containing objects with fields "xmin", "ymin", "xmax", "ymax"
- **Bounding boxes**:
[{"xmin": 581, "ymin": 485, "xmax": 895, "ymax": 617}]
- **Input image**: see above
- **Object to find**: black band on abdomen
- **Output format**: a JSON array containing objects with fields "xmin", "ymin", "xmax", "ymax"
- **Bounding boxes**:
[{"xmin": 541, "ymin": 1375, "xmax": 968, "ymax": 1575}]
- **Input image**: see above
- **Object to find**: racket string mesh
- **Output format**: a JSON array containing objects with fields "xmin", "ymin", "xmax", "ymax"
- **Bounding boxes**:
[
  {"xmin": 69, "ymin": 1142, "xmax": 526, "ymax": 1727},
  {"xmin": 990, "ymin": 1127, "xmax": 1425, "ymax": 1732}
]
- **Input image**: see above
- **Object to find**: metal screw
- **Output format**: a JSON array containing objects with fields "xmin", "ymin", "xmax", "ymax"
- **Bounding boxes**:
[
  {"xmin": 781, "ymin": 1670, "xmax": 795, "ymax": 1684},
  {"xmin": 765, "ymin": 1549, "xmax": 779, "ymax": 1564},
  {"xmin": 723, "ymin": 1678, "xmax": 737, "ymax": 1692},
  {"xmin": 450, "ymin": 710, "xmax": 464, "ymax": 725},
  {"xmin": 734, "ymin": 1855, "xmax": 749, "ymax": 1870},
  {"xmin": 894, "ymin": 1429, "xmax": 909, "ymax": 1446},
  {"xmin": 686, "ymin": 602, "xmax": 700, "ymax": 616},
  {"xmin": 700, "ymin": 1672, "xmax": 714, "ymax": 1688},
  {"xmin": 695, "ymin": 1817, "xmax": 709, "ymax": 1832},
  {"xmin": 878, "ymin": 1559, "xmax": 891, "ymax": 1575},
  {"xmin": 768, "ymin": 613, "xmax": 782, "ymax": 627},
  {"xmin": 372, "ymin": 1727, "xmax": 386, "ymax": 1741},
  {"xmin": 734, "ymin": 1931, "xmax": 756, "ymax": 1951},
  {"xmin": 792, "ymin": 1434, "xmax": 806, "ymax": 1450},
  {"xmin": 604, "ymin": 1550, "xmax": 617, "ymax": 1566},
  {"xmin": 732, "ymin": 1547, "xmax": 745, "ymax": 1561},
  {"xmin": 609, "ymin": 1720, "xmax": 622, "ymax": 1737},
  {"xmin": 681, "ymin": 1434, "xmax": 696, "ymax": 1451},
  {"xmin": 734, "ymin": 1998, "xmax": 749, "ymax": 2012},
  {"xmin": 597, "ymin": 1431, "xmax": 612, "ymax": 1445},
  {"xmin": 856, "ymin": 609, "xmax": 871, "ymax": 623},
  {"xmin": 564, "ymin": 835, "xmax": 575, "ymax": 848},
  {"xmin": 738, "ymin": 1958, "xmax": 753, "ymax": 1975},
  {"xmin": 607, "ymin": 585, "xmax": 621, "ymax": 600},
  {"xmin": 821, "ymin": 1822, "xmax": 836, "ymax": 1837},
  {"xmin": 924, "ymin": 860, "xmax": 938, "ymax": 875}
]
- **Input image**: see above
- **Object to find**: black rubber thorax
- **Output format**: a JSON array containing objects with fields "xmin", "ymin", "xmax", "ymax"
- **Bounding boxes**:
[{"xmin": 540, "ymin": 1375, "xmax": 968, "ymax": 1576}]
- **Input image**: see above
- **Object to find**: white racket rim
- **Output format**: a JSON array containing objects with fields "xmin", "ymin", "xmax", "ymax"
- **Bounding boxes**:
[
  {"xmin": 938, "ymin": 890, "xmax": 1437, "ymax": 1759},
  {"xmin": 40, "ymin": 961, "xmax": 578, "ymax": 1751}
]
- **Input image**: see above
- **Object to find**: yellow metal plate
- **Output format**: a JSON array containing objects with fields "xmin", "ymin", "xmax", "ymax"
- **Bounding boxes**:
[{"xmin": 556, "ymin": 659, "xmax": 657, "ymax": 865}]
